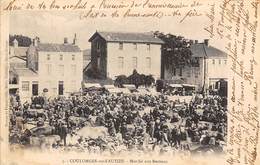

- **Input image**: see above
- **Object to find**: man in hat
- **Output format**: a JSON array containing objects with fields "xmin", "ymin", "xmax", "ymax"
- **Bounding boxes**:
[
  {"xmin": 58, "ymin": 122, "xmax": 68, "ymax": 146},
  {"xmin": 154, "ymin": 117, "xmax": 161, "ymax": 141},
  {"xmin": 107, "ymin": 118, "xmax": 116, "ymax": 136},
  {"xmin": 147, "ymin": 116, "xmax": 155, "ymax": 141},
  {"xmin": 15, "ymin": 112, "xmax": 24, "ymax": 132}
]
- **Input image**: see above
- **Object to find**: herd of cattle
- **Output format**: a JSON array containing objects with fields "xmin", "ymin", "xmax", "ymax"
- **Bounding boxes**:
[{"xmin": 9, "ymin": 88, "xmax": 227, "ymax": 155}]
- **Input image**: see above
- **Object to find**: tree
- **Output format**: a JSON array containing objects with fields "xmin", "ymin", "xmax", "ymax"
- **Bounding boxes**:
[
  {"xmin": 85, "ymin": 67, "xmax": 104, "ymax": 79},
  {"xmin": 9, "ymin": 34, "xmax": 32, "ymax": 47},
  {"xmin": 153, "ymin": 31, "xmax": 192, "ymax": 69},
  {"xmin": 114, "ymin": 71, "xmax": 155, "ymax": 89},
  {"xmin": 128, "ymin": 69, "xmax": 142, "ymax": 89}
]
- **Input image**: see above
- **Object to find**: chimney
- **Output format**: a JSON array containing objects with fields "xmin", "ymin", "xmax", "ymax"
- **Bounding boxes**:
[
  {"xmin": 195, "ymin": 40, "xmax": 198, "ymax": 44},
  {"xmin": 13, "ymin": 39, "xmax": 18, "ymax": 48},
  {"xmin": 64, "ymin": 37, "xmax": 68, "ymax": 44},
  {"xmin": 33, "ymin": 37, "xmax": 40, "ymax": 46},
  {"xmin": 73, "ymin": 33, "xmax": 77, "ymax": 45},
  {"xmin": 204, "ymin": 39, "xmax": 209, "ymax": 46}
]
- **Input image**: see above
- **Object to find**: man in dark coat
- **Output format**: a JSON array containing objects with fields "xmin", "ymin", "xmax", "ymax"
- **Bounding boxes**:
[{"xmin": 58, "ymin": 122, "xmax": 68, "ymax": 146}]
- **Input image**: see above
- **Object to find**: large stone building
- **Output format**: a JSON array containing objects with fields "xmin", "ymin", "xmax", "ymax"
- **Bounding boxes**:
[
  {"xmin": 88, "ymin": 31, "xmax": 164, "ymax": 79},
  {"xmin": 164, "ymin": 40, "xmax": 228, "ymax": 91},
  {"xmin": 9, "ymin": 36, "xmax": 83, "ymax": 102}
]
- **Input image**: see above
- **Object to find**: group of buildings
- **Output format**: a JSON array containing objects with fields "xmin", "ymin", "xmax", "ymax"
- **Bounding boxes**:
[
  {"xmin": 9, "ymin": 31, "xmax": 227, "ymax": 102},
  {"xmin": 9, "ymin": 35, "xmax": 83, "ymax": 102}
]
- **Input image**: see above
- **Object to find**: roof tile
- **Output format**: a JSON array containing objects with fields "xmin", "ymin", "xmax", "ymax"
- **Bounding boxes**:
[
  {"xmin": 190, "ymin": 43, "xmax": 226, "ymax": 58},
  {"xmin": 37, "ymin": 43, "xmax": 81, "ymax": 52},
  {"xmin": 89, "ymin": 31, "xmax": 164, "ymax": 44}
]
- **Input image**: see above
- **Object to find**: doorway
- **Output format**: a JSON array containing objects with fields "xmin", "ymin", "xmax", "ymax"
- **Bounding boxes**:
[
  {"xmin": 58, "ymin": 81, "xmax": 64, "ymax": 95},
  {"xmin": 32, "ymin": 81, "xmax": 39, "ymax": 96}
]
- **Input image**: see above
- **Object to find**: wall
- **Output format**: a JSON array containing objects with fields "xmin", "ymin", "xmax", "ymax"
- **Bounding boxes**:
[
  {"xmin": 206, "ymin": 57, "xmax": 228, "ymax": 88},
  {"xmin": 9, "ymin": 57, "xmax": 26, "ymax": 68},
  {"xmin": 164, "ymin": 58, "xmax": 204, "ymax": 90},
  {"xmin": 18, "ymin": 76, "xmax": 38, "ymax": 103},
  {"xmin": 164, "ymin": 56, "xmax": 228, "ymax": 90},
  {"xmin": 106, "ymin": 42, "xmax": 162, "ymax": 79},
  {"xmin": 37, "ymin": 51, "xmax": 83, "ymax": 97}
]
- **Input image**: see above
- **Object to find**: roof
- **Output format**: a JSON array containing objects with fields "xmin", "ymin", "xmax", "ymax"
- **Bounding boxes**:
[
  {"xmin": 9, "ymin": 56, "xmax": 27, "ymax": 69},
  {"xmin": 10, "ymin": 46, "xmax": 28, "ymax": 57},
  {"xmin": 14, "ymin": 68, "xmax": 38, "ymax": 77},
  {"xmin": 190, "ymin": 43, "xmax": 227, "ymax": 58},
  {"xmin": 83, "ymin": 83, "xmax": 101, "ymax": 88},
  {"xmin": 9, "ymin": 56, "xmax": 26, "ymax": 61},
  {"xmin": 36, "ymin": 43, "xmax": 81, "ymax": 52},
  {"xmin": 89, "ymin": 31, "xmax": 164, "ymax": 44}
]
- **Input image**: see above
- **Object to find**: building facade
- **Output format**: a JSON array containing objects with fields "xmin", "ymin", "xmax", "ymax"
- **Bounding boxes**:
[
  {"xmin": 10, "ymin": 36, "xmax": 83, "ymax": 102},
  {"xmin": 88, "ymin": 31, "xmax": 164, "ymax": 79},
  {"xmin": 164, "ymin": 40, "xmax": 228, "ymax": 91},
  {"xmin": 205, "ymin": 52, "xmax": 228, "ymax": 90}
]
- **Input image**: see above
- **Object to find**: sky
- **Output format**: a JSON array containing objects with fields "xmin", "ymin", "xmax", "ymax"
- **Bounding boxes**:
[{"xmin": 9, "ymin": 9, "xmax": 225, "ymax": 51}]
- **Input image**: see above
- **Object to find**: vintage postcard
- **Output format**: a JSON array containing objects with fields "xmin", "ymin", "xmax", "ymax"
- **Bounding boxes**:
[{"xmin": 0, "ymin": 0, "xmax": 259, "ymax": 164}]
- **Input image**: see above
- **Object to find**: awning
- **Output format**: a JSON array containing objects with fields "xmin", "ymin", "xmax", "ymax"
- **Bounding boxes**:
[
  {"xmin": 169, "ymin": 84, "xmax": 183, "ymax": 88},
  {"xmin": 107, "ymin": 87, "xmax": 130, "ymax": 94},
  {"xmin": 182, "ymin": 84, "xmax": 196, "ymax": 88},
  {"xmin": 103, "ymin": 85, "xmax": 115, "ymax": 89},
  {"xmin": 124, "ymin": 84, "xmax": 136, "ymax": 90},
  {"xmin": 84, "ymin": 83, "xmax": 101, "ymax": 88}
]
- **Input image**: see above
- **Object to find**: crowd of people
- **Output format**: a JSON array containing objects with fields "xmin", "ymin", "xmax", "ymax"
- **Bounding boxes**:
[{"xmin": 9, "ymin": 88, "xmax": 227, "ymax": 156}]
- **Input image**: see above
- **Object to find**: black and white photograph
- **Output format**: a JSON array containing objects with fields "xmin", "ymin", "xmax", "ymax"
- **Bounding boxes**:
[
  {"xmin": 2, "ymin": 0, "xmax": 259, "ymax": 164},
  {"xmin": 8, "ymin": 11, "xmax": 228, "ymax": 157}
]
